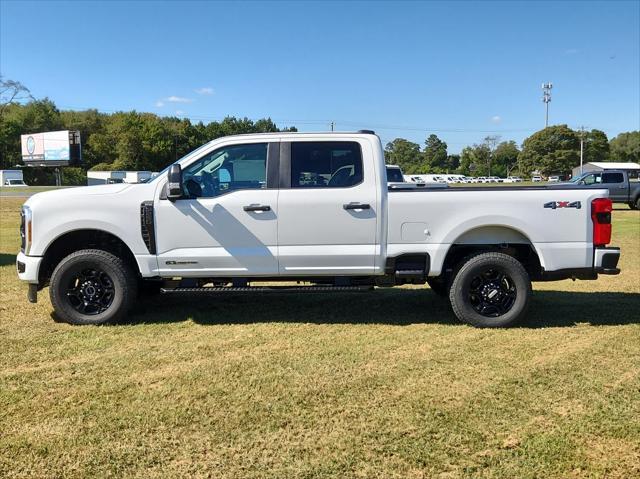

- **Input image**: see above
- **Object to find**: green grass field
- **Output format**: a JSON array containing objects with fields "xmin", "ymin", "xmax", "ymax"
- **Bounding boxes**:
[{"xmin": 1, "ymin": 196, "xmax": 638, "ymax": 478}]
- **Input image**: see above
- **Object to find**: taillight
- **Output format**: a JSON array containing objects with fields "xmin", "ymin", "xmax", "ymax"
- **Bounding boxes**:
[{"xmin": 591, "ymin": 198, "xmax": 612, "ymax": 246}]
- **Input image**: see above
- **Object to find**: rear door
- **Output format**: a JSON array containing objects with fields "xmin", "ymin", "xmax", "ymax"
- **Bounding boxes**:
[
  {"xmin": 276, "ymin": 139, "xmax": 378, "ymax": 275},
  {"xmin": 601, "ymin": 171, "xmax": 628, "ymax": 202}
]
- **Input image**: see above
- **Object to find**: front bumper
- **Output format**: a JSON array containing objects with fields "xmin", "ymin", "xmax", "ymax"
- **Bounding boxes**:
[
  {"xmin": 594, "ymin": 246, "xmax": 620, "ymax": 275},
  {"xmin": 16, "ymin": 251, "xmax": 43, "ymax": 283},
  {"xmin": 16, "ymin": 252, "xmax": 43, "ymax": 304}
]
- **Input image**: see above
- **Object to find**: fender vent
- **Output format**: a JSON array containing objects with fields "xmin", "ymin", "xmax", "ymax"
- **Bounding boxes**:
[{"xmin": 140, "ymin": 201, "xmax": 156, "ymax": 254}]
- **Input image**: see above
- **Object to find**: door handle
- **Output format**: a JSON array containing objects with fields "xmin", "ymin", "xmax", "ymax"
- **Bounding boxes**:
[
  {"xmin": 243, "ymin": 204, "xmax": 271, "ymax": 212},
  {"xmin": 343, "ymin": 202, "xmax": 371, "ymax": 210}
]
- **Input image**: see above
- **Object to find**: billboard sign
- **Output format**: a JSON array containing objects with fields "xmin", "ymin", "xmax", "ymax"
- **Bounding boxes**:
[{"xmin": 21, "ymin": 130, "xmax": 81, "ymax": 166}]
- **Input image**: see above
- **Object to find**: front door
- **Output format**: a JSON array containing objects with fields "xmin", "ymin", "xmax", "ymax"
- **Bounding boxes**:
[
  {"xmin": 154, "ymin": 142, "xmax": 279, "ymax": 277},
  {"xmin": 277, "ymin": 140, "xmax": 378, "ymax": 275}
]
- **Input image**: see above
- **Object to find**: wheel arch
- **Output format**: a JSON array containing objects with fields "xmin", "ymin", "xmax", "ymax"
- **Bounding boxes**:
[
  {"xmin": 439, "ymin": 224, "xmax": 544, "ymax": 279},
  {"xmin": 39, "ymin": 229, "xmax": 140, "ymax": 286}
]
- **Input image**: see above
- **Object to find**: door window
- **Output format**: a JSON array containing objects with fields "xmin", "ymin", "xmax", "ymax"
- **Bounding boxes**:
[
  {"xmin": 181, "ymin": 143, "xmax": 267, "ymax": 198},
  {"xmin": 602, "ymin": 172, "xmax": 624, "ymax": 184},
  {"xmin": 290, "ymin": 141, "xmax": 363, "ymax": 188},
  {"xmin": 583, "ymin": 174, "xmax": 601, "ymax": 185}
]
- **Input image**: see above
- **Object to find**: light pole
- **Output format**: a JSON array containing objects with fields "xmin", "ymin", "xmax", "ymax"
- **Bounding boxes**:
[
  {"xmin": 579, "ymin": 126, "xmax": 586, "ymax": 174},
  {"xmin": 542, "ymin": 82, "xmax": 553, "ymax": 128}
]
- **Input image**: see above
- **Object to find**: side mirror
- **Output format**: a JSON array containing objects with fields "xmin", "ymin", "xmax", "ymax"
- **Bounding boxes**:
[{"xmin": 167, "ymin": 164, "xmax": 182, "ymax": 201}]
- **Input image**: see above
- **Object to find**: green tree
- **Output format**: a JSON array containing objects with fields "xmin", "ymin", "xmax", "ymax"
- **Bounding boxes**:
[
  {"xmin": 609, "ymin": 131, "xmax": 639, "ymax": 161},
  {"xmin": 518, "ymin": 125, "xmax": 580, "ymax": 176},
  {"xmin": 582, "ymin": 129, "xmax": 609, "ymax": 163},
  {"xmin": 492, "ymin": 140, "xmax": 520, "ymax": 177},
  {"xmin": 384, "ymin": 138, "xmax": 423, "ymax": 173},
  {"xmin": 446, "ymin": 154, "xmax": 460, "ymax": 172},
  {"xmin": 1, "ymin": 98, "xmax": 62, "ymax": 168},
  {"xmin": 423, "ymin": 134, "xmax": 448, "ymax": 172},
  {"xmin": 459, "ymin": 144, "xmax": 491, "ymax": 176}
]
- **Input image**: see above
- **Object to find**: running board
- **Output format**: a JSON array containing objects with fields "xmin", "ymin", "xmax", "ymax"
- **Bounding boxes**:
[{"xmin": 160, "ymin": 285, "xmax": 373, "ymax": 294}]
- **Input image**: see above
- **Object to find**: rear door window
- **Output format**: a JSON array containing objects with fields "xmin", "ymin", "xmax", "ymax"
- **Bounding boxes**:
[
  {"xmin": 290, "ymin": 141, "xmax": 363, "ymax": 188},
  {"xmin": 602, "ymin": 172, "xmax": 624, "ymax": 184}
]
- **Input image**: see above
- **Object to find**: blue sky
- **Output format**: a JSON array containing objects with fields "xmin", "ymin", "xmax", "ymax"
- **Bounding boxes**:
[{"xmin": 1, "ymin": 0, "xmax": 639, "ymax": 153}]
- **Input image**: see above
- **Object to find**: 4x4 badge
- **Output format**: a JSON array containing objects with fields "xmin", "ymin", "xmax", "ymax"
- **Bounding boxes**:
[{"xmin": 544, "ymin": 201, "xmax": 581, "ymax": 209}]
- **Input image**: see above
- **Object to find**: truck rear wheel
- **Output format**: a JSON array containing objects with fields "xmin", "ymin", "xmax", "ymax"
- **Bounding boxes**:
[
  {"xmin": 449, "ymin": 252, "xmax": 531, "ymax": 328},
  {"xmin": 49, "ymin": 249, "xmax": 138, "ymax": 325},
  {"xmin": 630, "ymin": 198, "xmax": 639, "ymax": 210}
]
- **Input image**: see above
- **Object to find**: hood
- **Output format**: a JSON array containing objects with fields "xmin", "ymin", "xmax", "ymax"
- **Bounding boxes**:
[{"xmin": 25, "ymin": 184, "xmax": 133, "ymax": 208}]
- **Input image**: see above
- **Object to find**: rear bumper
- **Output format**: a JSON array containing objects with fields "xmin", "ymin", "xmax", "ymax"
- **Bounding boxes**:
[
  {"xmin": 594, "ymin": 246, "xmax": 620, "ymax": 275},
  {"xmin": 537, "ymin": 246, "xmax": 620, "ymax": 281}
]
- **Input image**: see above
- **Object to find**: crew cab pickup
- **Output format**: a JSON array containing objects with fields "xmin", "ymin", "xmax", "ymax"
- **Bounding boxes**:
[
  {"xmin": 17, "ymin": 131, "xmax": 621, "ymax": 327},
  {"xmin": 560, "ymin": 170, "xmax": 640, "ymax": 210}
]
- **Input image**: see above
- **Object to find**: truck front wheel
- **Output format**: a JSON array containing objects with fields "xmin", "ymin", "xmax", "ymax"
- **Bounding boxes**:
[
  {"xmin": 49, "ymin": 249, "xmax": 138, "ymax": 325},
  {"xmin": 449, "ymin": 252, "xmax": 531, "ymax": 328}
]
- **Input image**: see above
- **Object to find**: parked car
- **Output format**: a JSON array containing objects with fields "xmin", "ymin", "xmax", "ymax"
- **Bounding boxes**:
[
  {"xmin": 504, "ymin": 176, "xmax": 523, "ymax": 183},
  {"xmin": 17, "ymin": 131, "xmax": 620, "ymax": 328},
  {"xmin": 532, "ymin": 175, "xmax": 543, "ymax": 182},
  {"xmin": 0, "ymin": 170, "xmax": 27, "ymax": 187},
  {"xmin": 548, "ymin": 176, "xmax": 560, "ymax": 183},
  {"xmin": 385, "ymin": 165, "xmax": 405, "ymax": 184},
  {"xmin": 558, "ymin": 170, "xmax": 640, "ymax": 209},
  {"xmin": 406, "ymin": 176, "xmax": 427, "ymax": 186}
]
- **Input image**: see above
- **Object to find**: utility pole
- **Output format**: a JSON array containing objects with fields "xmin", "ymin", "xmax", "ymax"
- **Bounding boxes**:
[
  {"xmin": 330, "ymin": 121, "xmax": 334, "ymax": 132},
  {"xmin": 579, "ymin": 126, "xmax": 586, "ymax": 174},
  {"xmin": 542, "ymin": 82, "xmax": 553, "ymax": 128}
]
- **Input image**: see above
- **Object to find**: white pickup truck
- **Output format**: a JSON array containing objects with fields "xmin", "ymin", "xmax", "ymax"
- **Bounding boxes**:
[{"xmin": 17, "ymin": 131, "xmax": 620, "ymax": 327}]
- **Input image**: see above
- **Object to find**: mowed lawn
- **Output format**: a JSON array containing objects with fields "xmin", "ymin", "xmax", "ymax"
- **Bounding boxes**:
[{"xmin": 0, "ymin": 196, "xmax": 638, "ymax": 479}]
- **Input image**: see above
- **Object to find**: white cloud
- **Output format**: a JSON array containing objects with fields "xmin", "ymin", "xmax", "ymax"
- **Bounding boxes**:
[
  {"xmin": 491, "ymin": 115, "xmax": 502, "ymax": 124},
  {"xmin": 165, "ymin": 95, "xmax": 193, "ymax": 103},
  {"xmin": 195, "ymin": 87, "xmax": 214, "ymax": 95},
  {"xmin": 564, "ymin": 48, "xmax": 579, "ymax": 55},
  {"xmin": 155, "ymin": 101, "xmax": 165, "ymax": 107},
  {"xmin": 175, "ymin": 110, "xmax": 185, "ymax": 116}
]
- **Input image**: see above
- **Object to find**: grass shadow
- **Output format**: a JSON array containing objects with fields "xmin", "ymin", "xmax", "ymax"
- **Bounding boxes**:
[
  {"xmin": 0, "ymin": 253, "xmax": 16, "ymax": 267},
  {"xmin": 125, "ymin": 288, "xmax": 640, "ymax": 328}
]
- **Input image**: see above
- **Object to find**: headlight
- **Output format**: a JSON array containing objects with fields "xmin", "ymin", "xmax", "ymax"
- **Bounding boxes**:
[{"xmin": 20, "ymin": 206, "xmax": 32, "ymax": 254}]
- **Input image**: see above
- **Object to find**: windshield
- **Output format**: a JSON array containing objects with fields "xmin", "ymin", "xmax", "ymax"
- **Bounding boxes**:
[{"xmin": 386, "ymin": 167, "xmax": 404, "ymax": 182}]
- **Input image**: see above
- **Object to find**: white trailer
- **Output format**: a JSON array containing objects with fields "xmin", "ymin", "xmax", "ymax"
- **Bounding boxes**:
[
  {"xmin": 0, "ymin": 170, "xmax": 27, "ymax": 187},
  {"xmin": 124, "ymin": 171, "xmax": 153, "ymax": 184},
  {"xmin": 87, "ymin": 171, "xmax": 126, "ymax": 186}
]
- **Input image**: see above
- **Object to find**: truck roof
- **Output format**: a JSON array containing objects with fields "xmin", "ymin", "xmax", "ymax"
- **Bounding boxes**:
[{"xmin": 210, "ymin": 130, "xmax": 378, "ymax": 140}]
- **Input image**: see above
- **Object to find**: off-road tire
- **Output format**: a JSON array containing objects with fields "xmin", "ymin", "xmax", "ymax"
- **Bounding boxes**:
[
  {"xmin": 50, "ymin": 249, "xmax": 138, "ymax": 325},
  {"xmin": 449, "ymin": 252, "xmax": 531, "ymax": 328}
]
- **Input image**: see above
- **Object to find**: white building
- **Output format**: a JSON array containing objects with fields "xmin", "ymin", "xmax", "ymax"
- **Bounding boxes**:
[
  {"xmin": 87, "ymin": 170, "xmax": 157, "ymax": 185},
  {"xmin": 87, "ymin": 171, "xmax": 126, "ymax": 186},
  {"xmin": 572, "ymin": 162, "xmax": 640, "ymax": 178}
]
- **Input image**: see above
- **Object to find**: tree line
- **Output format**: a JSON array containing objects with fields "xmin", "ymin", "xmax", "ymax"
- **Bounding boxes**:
[
  {"xmin": 0, "ymin": 78, "xmax": 296, "ymax": 184},
  {"xmin": 386, "ymin": 126, "xmax": 638, "ymax": 178},
  {"xmin": 0, "ymin": 77, "xmax": 638, "ymax": 184}
]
